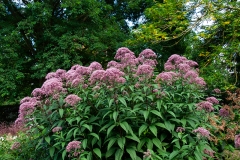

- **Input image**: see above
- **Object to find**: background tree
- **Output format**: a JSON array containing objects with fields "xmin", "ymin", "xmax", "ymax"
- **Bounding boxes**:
[
  {"xmin": 0, "ymin": 0, "xmax": 155, "ymax": 105},
  {"xmin": 127, "ymin": 0, "xmax": 240, "ymax": 90}
]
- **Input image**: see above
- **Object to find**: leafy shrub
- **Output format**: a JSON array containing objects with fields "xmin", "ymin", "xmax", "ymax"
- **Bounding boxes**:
[
  {"xmin": 13, "ymin": 47, "xmax": 227, "ymax": 160},
  {"xmin": 207, "ymin": 88, "xmax": 240, "ymax": 158}
]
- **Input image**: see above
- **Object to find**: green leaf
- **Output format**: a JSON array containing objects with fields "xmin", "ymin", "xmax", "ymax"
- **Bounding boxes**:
[
  {"xmin": 87, "ymin": 152, "xmax": 92, "ymax": 160},
  {"xmin": 194, "ymin": 151, "xmax": 202, "ymax": 160},
  {"xmin": 137, "ymin": 138, "xmax": 147, "ymax": 151},
  {"xmin": 99, "ymin": 122, "xmax": 113, "ymax": 133},
  {"xmin": 119, "ymin": 122, "xmax": 128, "ymax": 134},
  {"xmin": 126, "ymin": 133, "xmax": 140, "ymax": 143},
  {"xmin": 118, "ymin": 97, "xmax": 127, "ymax": 107},
  {"xmin": 62, "ymin": 150, "xmax": 67, "ymax": 160},
  {"xmin": 45, "ymin": 136, "xmax": 50, "ymax": 144},
  {"xmin": 82, "ymin": 124, "xmax": 92, "ymax": 132},
  {"xmin": 139, "ymin": 124, "xmax": 148, "ymax": 137},
  {"xmin": 149, "ymin": 125, "xmax": 157, "ymax": 137},
  {"xmin": 143, "ymin": 110, "xmax": 149, "ymax": 121},
  {"xmin": 107, "ymin": 137, "xmax": 117, "ymax": 150},
  {"xmin": 150, "ymin": 110, "xmax": 163, "ymax": 119},
  {"xmin": 59, "ymin": 108, "xmax": 64, "ymax": 118},
  {"xmin": 105, "ymin": 148, "xmax": 116, "ymax": 158},
  {"xmin": 89, "ymin": 133, "xmax": 100, "ymax": 140},
  {"xmin": 167, "ymin": 111, "xmax": 176, "ymax": 118},
  {"xmin": 147, "ymin": 139, "xmax": 153, "ymax": 150},
  {"xmin": 121, "ymin": 121, "xmax": 133, "ymax": 135},
  {"xmin": 103, "ymin": 110, "xmax": 112, "ymax": 120},
  {"xmin": 107, "ymin": 124, "xmax": 115, "ymax": 137},
  {"xmin": 49, "ymin": 147, "xmax": 55, "ymax": 158},
  {"xmin": 164, "ymin": 121, "xmax": 175, "ymax": 132},
  {"xmin": 93, "ymin": 148, "xmax": 101, "ymax": 158},
  {"xmin": 113, "ymin": 111, "xmax": 118, "ymax": 122},
  {"xmin": 126, "ymin": 147, "xmax": 137, "ymax": 160},
  {"xmin": 91, "ymin": 137, "xmax": 98, "ymax": 146},
  {"xmin": 115, "ymin": 149, "xmax": 123, "ymax": 160},
  {"xmin": 169, "ymin": 150, "xmax": 179, "ymax": 160},
  {"xmin": 108, "ymin": 99, "xmax": 114, "ymax": 107},
  {"xmin": 155, "ymin": 122, "xmax": 167, "ymax": 130},
  {"xmin": 152, "ymin": 138, "xmax": 162, "ymax": 150},
  {"xmin": 82, "ymin": 139, "xmax": 88, "ymax": 149},
  {"xmin": 117, "ymin": 137, "xmax": 125, "ymax": 150}
]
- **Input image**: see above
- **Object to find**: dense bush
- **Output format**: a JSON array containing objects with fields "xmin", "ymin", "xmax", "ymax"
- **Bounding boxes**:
[{"xmin": 7, "ymin": 47, "xmax": 239, "ymax": 160}]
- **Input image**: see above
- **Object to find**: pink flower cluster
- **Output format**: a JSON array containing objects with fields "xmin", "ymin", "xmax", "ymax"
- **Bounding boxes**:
[
  {"xmin": 176, "ymin": 127, "xmax": 185, "ymax": 132},
  {"xmin": 15, "ymin": 97, "xmax": 38, "ymax": 128},
  {"xmin": 89, "ymin": 68, "xmax": 125, "ymax": 86},
  {"xmin": 66, "ymin": 141, "xmax": 81, "ymax": 152},
  {"xmin": 235, "ymin": 134, "xmax": 240, "ymax": 148},
  {"xmin": 206, "ymin": 97, "xmax": 219, "ymax": 104},
  {"xmin": 196, "ymin": 101, "xmax": 214, "ymax": 112},
  {"xmin": 136, "ymin": 64, "xmax": 154, "ymax": 78},
  {"xmin": 143, "ymin": 149, "xmax": 151, "ymax": 158},
  {"xmin": 10, "ymin": 142, "xmax": 21, "ymax": 150},
  {"xmin": 193, "ymin": 127, "xmax": 210, "ymax": 138},
  {"xmin": 64, "ymin": 94, "xmax": 81, "ymax": 106},
  {"xmin": 159, "ymin": 54, "xmax": 206, "ymax": 87},
  {"xmin": 203, "ymin": 149, "xmax": 215, "ymax": 158},
  {"xmin": 52, "ymin": 126, "xmax": 62, "ymax": 133},
  {"xmin": 219, "ymin": 107, "xmax": 230, "ymax": 117},
  {"xmin": 41, "ymin": 78, "xmax": 64, "ymax": 96},
  {"xmin": 155, "ymin": 71, "xmax": 178, "ymax": 82}
]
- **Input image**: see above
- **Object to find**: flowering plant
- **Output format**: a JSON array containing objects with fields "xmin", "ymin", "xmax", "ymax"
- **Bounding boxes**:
[{"xmin": 14, "ymin": 47, "xmax": 224, "ymax": 159}]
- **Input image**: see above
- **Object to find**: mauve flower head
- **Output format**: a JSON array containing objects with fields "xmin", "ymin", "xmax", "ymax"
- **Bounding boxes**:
[
  {"xmin": 76, "ymin": 66, "xmax": 92, "ymax": 75},
  {"xmin": 107, "ymin": 60, "xmax": 122, "ymax": 69},
  {"xmin": 176, "ymin": 127, "xmax": 185, "ymax": 132},
  {"xmin": 41, "ymin": 78, "xmax": 63, "ymax": 96},
  {"xmin": 184, "ymin": 70, "xmax": 198, "ymax": 79},
  {"xmin": 71, "ymin": 64, "xmax": 81, "ymax": 70},
  {"xmin": 114, "ymin": 47, "xmax": 134, "ymax": 61},
  {"xmin": 101, "ymin": 68, "xmax": 125, "ymax": 85},
  {"xmin": 219, "ymin": 107, "xmax": 230, "ymax": 117},
  {"xmin": 142, "ymin": 59, "xmax": 158, "ymax": 67},
  {"xmin": 32, "ymin": 88, "xmax": 45, "ymax": 98},
  {"xmin": 45, "ymin": 72, "xmax": 57, "ymax": 80},
  {"xmin": 136, "ymin": 64, "xmax": 154, "ymax": 77},
  {"xmin": 193, "ymin": 127, "xmax": 210, "ymax": 138},
  {"xmin": 66, "ymin": 141, "xmax": 81, "ymax": 152},
  {"xmin": 89, "ymin": 62, "xmax": 103, "ymax": 71},
  {"xmin": 20, "ymin": 97, "xmax": 37, "ymax": 104},
  {"xmin": 71, "ymin": 77, "xmax": 84, "ymax": 87},
  {"xmin": 164, "ymin": 62, "xmax": 176, "ymax": 71},
  {"xmin": 56, "ymin": 69, "xmax": 66, "ymax": 79},
  {"xmin": 52, "ymin": 127, "xmax": 62, "ymax": 133},
  {"xmin": 192, "ymin": 77, "xmax": 206, "ymax": 87},
  {"xmin": 196, "ymin": 101, "xmax": 214, "ymax": 112},
  {"xmin": 186, "ymin": 60, "xmax": 198, "ymax": 67},
  {"xmin": 89, "ymin": 70, "xmax": 106, "ymax": 84},
  {"xmin": 177, "ymin": 63, "xmax": 191, "ymax": 73},
  {"xmin": 143, "ymin": 149, "xmax": 151, "ymax": 158},
  {"xmin": 206, "ymin": 97, "xmax": 219, "ymax": 104},
  {"xmin": 235, "ymin": 134, "xmax": 240, "ymax": 148},
  {"xmin": 167, "ymin": 54, "xmax": 187, "ymax": 65},
  {"xmin": 203, "ymin": 149, "xmax": 215, "ymax": 157},
  {"xmin": 116, "ymin": 77, "xmax": 126, "ymax": 84},
  {"xmin": 11, "ymin": 142, "xmax": 21, "ymax": 150},
  {"xmin": 213, "ymin": 88, "xmax": 221, "ymax": 94},
  {"xmin": 19, "ymin": 101, "xmax": 37, "ymax": 117},
  {"xmin": 139, "ymin": 49, "xmax": 157, "ymax": 59},
  {"xmin": 65, "ymin": 94, "xmax": 81, "ymax": 106},
  {"xmin": 167, "ymin": 54, "xmax": 181, "ymax": 63},
  {"xmin": 14, "ymin": 117, "xmax": 25, "ymax": 128},
  {"xmin": 155, "ymin": 71, "xmax": 178, "ymax": 82}
]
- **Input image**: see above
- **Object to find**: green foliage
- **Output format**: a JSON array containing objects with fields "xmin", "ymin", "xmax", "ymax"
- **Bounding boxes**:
[
  {"xmin": 12, "ymin": 48, "xmax": 221, "ymax": 159},
  {"xmin": 0, "ymin": 0, "xmax": 155, "ymax": 104}
]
